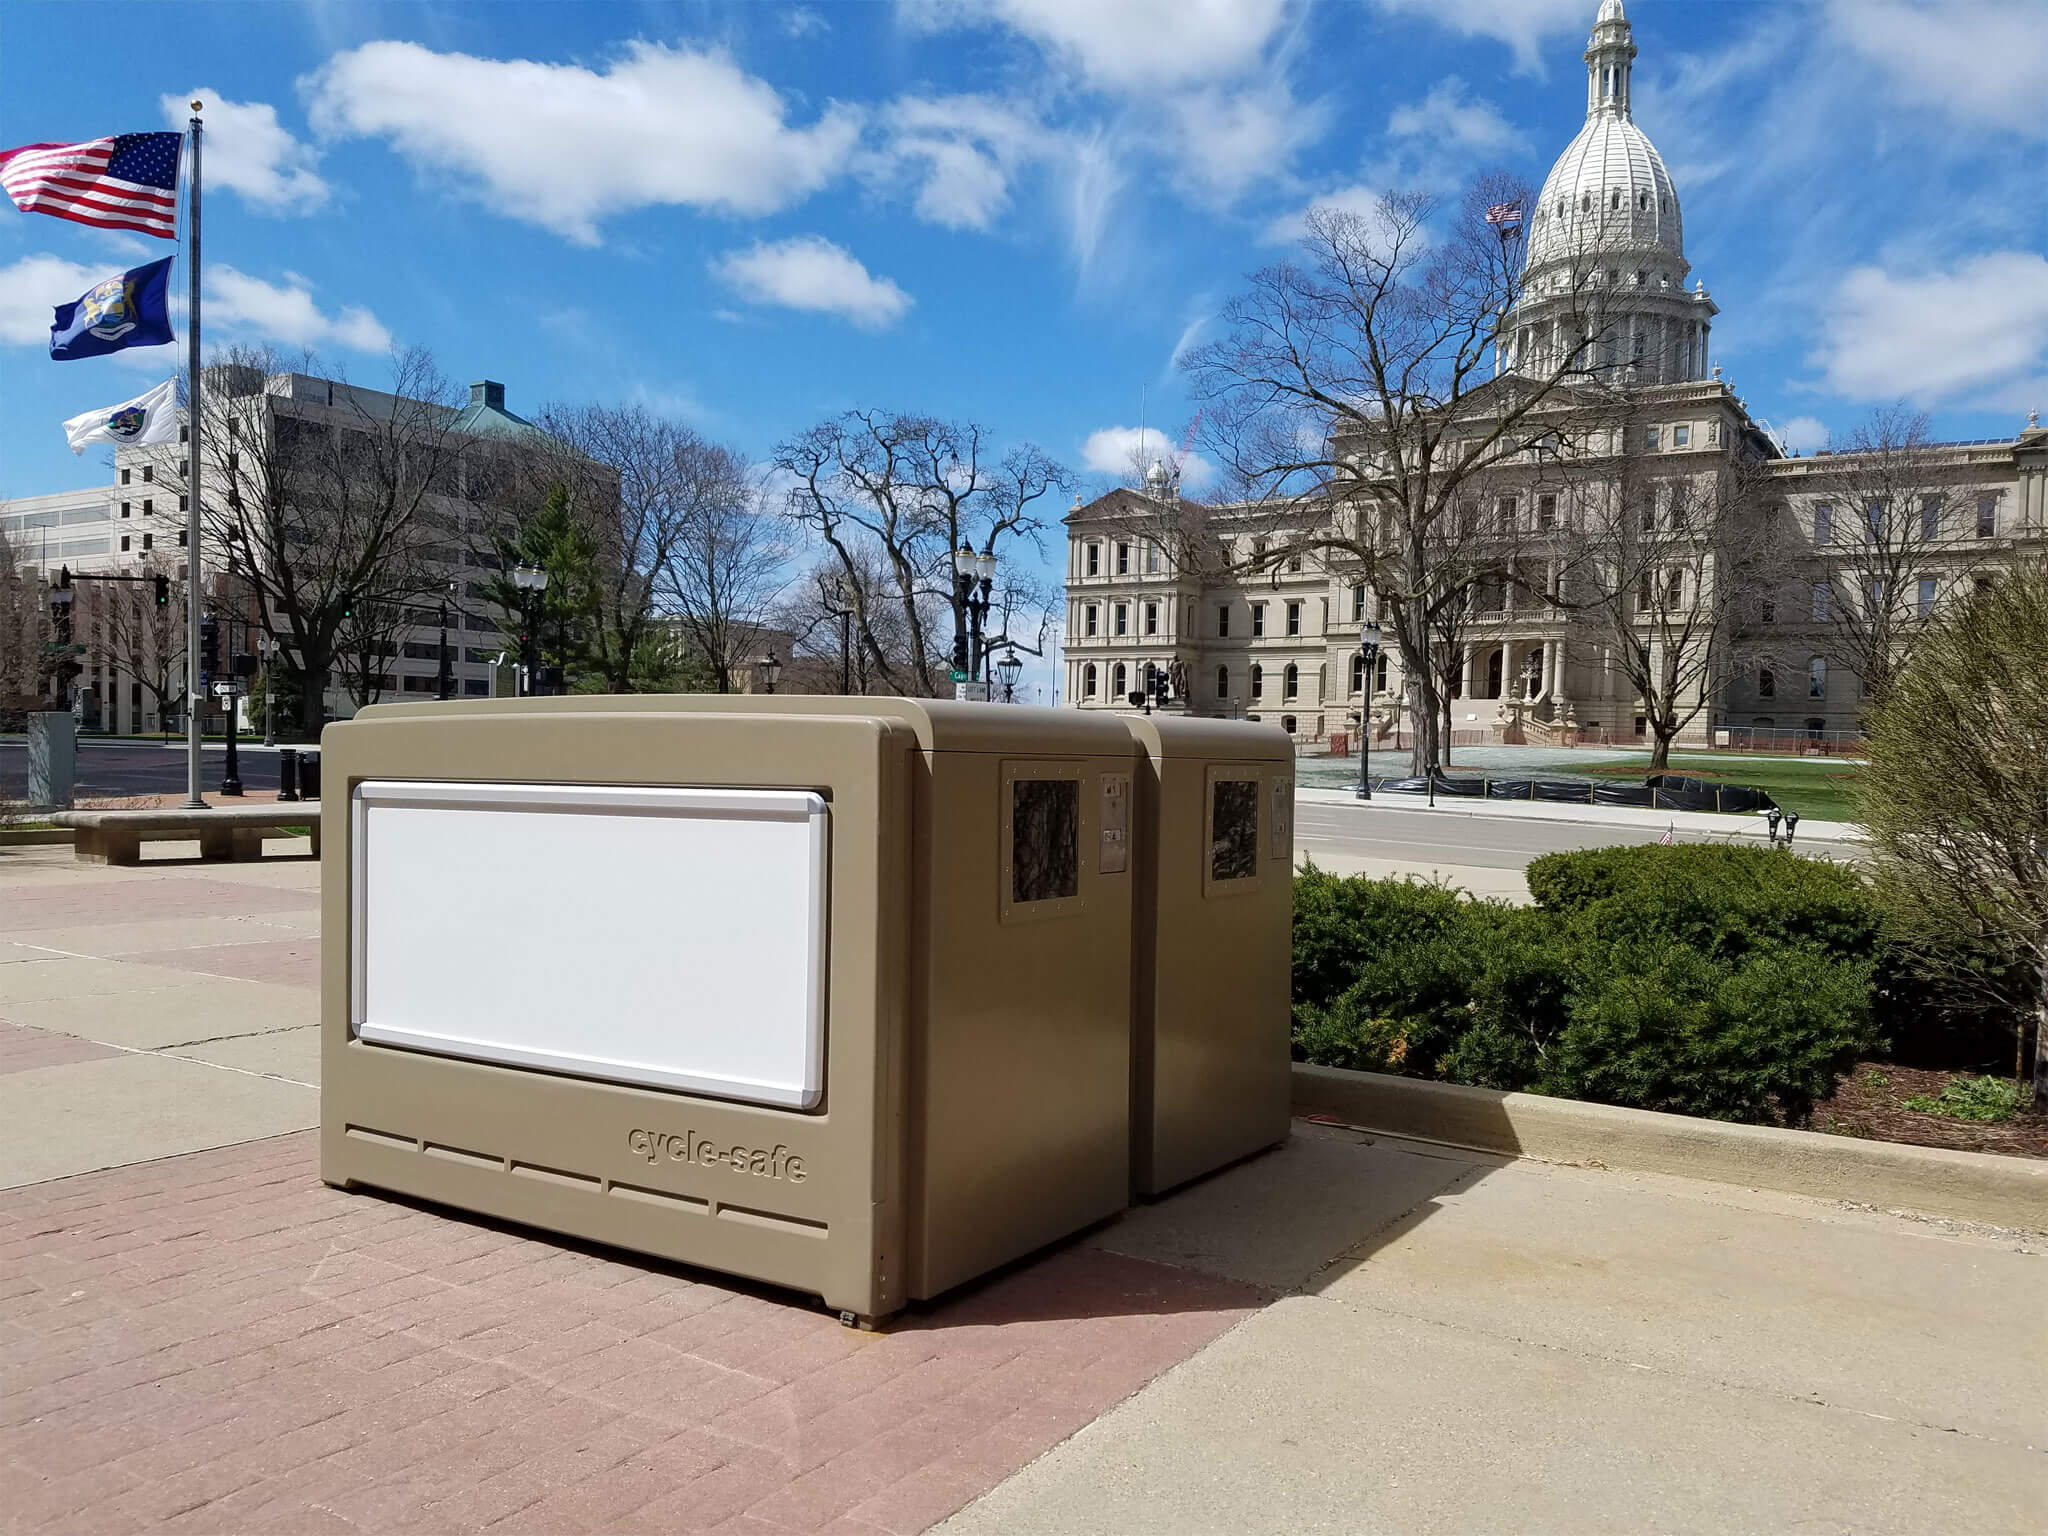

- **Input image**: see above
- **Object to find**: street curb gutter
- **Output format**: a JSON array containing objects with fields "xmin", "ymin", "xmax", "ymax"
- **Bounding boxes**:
[{"xmin": 1292, "ymin": 1063, "xmax": 2048, "ymax": 1232}]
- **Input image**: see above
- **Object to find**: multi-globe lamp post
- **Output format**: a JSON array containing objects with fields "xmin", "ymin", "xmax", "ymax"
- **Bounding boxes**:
[
  {"xmin": 952, "ymin": 545, "xmax": 997, "ymax": 687},
  {"xmin": 1356, "ymin": 621, "xmax": 1382, "ymax": 801},
  {"xmin": 510, "ymin": 563, "xmax": 549, "ymax": 696}
]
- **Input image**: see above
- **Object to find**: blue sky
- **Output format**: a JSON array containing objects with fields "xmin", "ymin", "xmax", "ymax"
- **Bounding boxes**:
[{"xmin": 4, "ymin": 0, "xmax": 2045, "ymax": 691}]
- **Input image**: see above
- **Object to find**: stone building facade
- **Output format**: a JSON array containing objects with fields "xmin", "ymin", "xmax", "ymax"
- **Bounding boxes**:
[{"xmin": 1063, "ymin": 0, "xmax": 2048, "ymax": 747}]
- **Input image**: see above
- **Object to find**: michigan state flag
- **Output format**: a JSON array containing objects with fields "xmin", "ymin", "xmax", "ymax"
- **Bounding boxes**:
[{"xmin": 51, "ymin": 255, "xmax": 174, "ymax": 360}]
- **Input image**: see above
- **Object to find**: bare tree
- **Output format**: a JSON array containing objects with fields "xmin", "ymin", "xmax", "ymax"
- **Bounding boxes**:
[
  {"xmin": 775, "ymin": 412, "xmax": 1068, "ymax": 696},
  {"xmin": 778, "ymin": 549, "xmax": 942, "ymax": 695},
  {"xmin": 1780, "ymin": 404, "xmax": 1994, "ymax": 711},
  {"xmin": 0, "ymin": 523, "xmax": 56, "ymax": 720},
  {"xmin": 1560, "ymin": 422, "xmax": 1775, "ymax": 767},
  {"xmin": 1862, "ymin": 562, "xmax": 2048, "ymax": 1107},
  {"xmin": 655, "ymin": 446, "xmax": 788, "ymax": 693},
  {"xmin": 86, "ymin": 555, "xmax": 186, "ymax": 733},
  {"xmin": 1182, "ymin": 182, "xmax": 1610, "ymax": 773},
  {"xmin": 174, "ymin": 344, "xmax": 469, "ymax": 737}
]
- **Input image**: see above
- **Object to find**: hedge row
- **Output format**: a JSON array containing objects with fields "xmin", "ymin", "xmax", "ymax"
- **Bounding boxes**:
[{"xmin": 1292, "ymin": 845, "xmax": 1887, "ymax": 1125}]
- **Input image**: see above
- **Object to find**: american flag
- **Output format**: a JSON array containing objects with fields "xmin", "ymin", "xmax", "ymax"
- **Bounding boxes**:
[
  {"xmin": 1485, "ymin": 200, "xmax": 1523, "ymax": 226},
  {"xmin": 0, "ymin": 133, "xmax": 182, "ymax": 239}
]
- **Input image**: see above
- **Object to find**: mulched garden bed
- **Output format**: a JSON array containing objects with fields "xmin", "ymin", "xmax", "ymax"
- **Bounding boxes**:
[{"xmin": 1811, "ymin": 1061, "xmax": 2048, "ymax": 1159}]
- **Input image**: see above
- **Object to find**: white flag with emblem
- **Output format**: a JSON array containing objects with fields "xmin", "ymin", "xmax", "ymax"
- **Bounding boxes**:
[{"xmin": 62, "ymin": 376, "xmax": 179, "ymax": 454}]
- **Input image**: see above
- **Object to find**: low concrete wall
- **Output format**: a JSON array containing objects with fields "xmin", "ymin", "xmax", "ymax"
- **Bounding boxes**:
[
  {"xmin": 1293, "ymin": 1063, "xmax": 2048, "ymax": 1232},
  {"xmin": 0, "ymin": 828, "xmax": 73, "ymax": 848}
]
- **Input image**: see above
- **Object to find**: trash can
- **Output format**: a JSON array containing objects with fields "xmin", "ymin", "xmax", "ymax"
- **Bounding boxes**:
[
  {"xmin": 318, "ymin": 696, "xmax": 1139, "ymax": 1323},
  {"xmin": 1121, "ymin": 716, "xmax": 1295, "ymax": 1198}
]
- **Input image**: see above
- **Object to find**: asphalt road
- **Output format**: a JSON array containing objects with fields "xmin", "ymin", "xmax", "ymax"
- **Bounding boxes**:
[
  {"xmin": 0, "ymin": 739, "xmax": 291, "ymax": 800},
  {"xmin": 1294, "ymin": 799, "xmax": 1864, "ymax": 867}
]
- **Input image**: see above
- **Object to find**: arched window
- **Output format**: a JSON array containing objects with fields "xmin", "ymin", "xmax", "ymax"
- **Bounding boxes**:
[
  {"xmin": 1757, "ymin": 668, "xmax": 1775, "ymax": 699},
  {"xmin": 1250, "ymin": 663, "xmax": 1264, "ymax": 700},
  {"xmin": 1316, "ymin": 664, "xmax": 1327, "ymax": 701},
  {"xmin": 1376, "ymin": 653, "xmax": 1389, "ymax": 692},
  {"xmin": 1283, "ymin": 664, "xmax": 1299, "ymax": 701},
  {"xmin": 1082, "ymin": 663, "xmax": 1097, "ymax": 699},
  {"xmin": 1610, "ymin": 189, "xmax": 1620, "ymax": 210},
  {"xmin": 1581, "ymin": 192, "xmax": 1592, "ymax": 213},
  {"xmin": 1807, "ymin": 657, "xmax": 1827, "ymax": 698},
  {"xmin": 1350, "ymin": 654, "xmax": 1365, "ymax": 694},
  {"xmin": 1216, "ymin": 665, "xmax": 1229, "ymax": 698},
  {"xmin": 1142, "ymin": 662, "xmax": 1157, "ymax": 694},
  {"xmin": 1112, "ymin": 662, "xmax": 1127, "ymax": 698},
  {"xmin": 1281, "ymin": 715, "xmax": 1298, "ymax": 735}
]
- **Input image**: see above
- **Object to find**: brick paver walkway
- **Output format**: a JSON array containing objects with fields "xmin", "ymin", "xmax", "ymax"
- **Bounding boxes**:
[{"xmin": 1, "ymin": 1134, "xmax": 1259, "ymax": 1534}]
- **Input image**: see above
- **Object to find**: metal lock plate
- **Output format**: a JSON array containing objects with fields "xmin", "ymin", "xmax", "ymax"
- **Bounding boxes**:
[{"xmin": 1099, "ymin": 772, "xmax": 1130, "ymax": 874}]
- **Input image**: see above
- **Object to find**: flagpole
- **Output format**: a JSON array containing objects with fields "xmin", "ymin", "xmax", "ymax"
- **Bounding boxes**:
[{"xmin": 183, "ymin": 101, "xmax": 205, "ymax": 809}]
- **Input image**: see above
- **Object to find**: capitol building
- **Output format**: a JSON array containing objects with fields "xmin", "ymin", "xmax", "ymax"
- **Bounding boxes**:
[{"xmin": 1062, "ymin": 0, "xmax": 2047, "ymax": 750}]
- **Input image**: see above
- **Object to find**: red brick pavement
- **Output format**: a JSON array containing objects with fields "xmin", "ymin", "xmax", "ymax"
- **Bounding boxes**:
[
  {"xmin": 1, "ymin": 1134, "xmax": 1262, "ymax": 1535},
  {"xmin": 0, "ymin": 1021, "xmax": 124, "ymax": 1076},
  {"xmin": 0, "ymin": 882, "xmax": 319, "ymax": 936},
  {"xmin": 112, "ymin": 940, "xmax": 320, "ymax": 991}
]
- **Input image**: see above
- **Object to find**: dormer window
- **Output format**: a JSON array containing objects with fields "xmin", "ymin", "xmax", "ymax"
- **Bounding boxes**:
[
  {"xmin": 1637, "ymin": 191, "xmax": 1649, "ymax": 210},
  {"xmin": 1634, "ymin": 270, "xmax": 1646, "ymax": 286},
  {"xmin": 1581, "ymin": 193, "xmax": 1591, "ymax": 213},
  {"xmin": 1610, "ymin": 190, "xmax": 1620, "ymax": 210}
]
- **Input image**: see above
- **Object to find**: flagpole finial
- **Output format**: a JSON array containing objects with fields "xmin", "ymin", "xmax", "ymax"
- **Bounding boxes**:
[{"xmin": 190, "ymin": 99, "xmax": 204, "ymax": 115}]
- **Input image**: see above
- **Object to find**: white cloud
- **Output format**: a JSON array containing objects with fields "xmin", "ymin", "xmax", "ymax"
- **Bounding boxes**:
[
  {"xmin": 881, "ymin": 95, "xmax": 1039, "ymax": 230},
  {"xmin": 1387, "ymin": 77, "xmax": 1526, "ymax": 158},
  {"xmin": 1823, "ymin": 0, "xmax": 2048, "ymax": 142},
  {"xmin": 782, "ymin": 6, "xmax": 830, "ymax": 38},
  {"xmin": 303, "ymin": 40, "xmax": 862, "ymax": 243},
  {"xmin": 711, "ymin": 236, "xmax": 912, "ymax": 329},
  {"xmin": 1081, "ymin": 424, "xmax": 1214, "ymax": 491},
  {"xmin": 1774, "ymin": 416, "xmax": 1829, "ymax": 454},
  {"xmin": 904, "ymin": 0, "xmax": 1291, "ymax": 91},
  {"xmin": 207, "ymin": 266, "xmax": 392, "ymax": 352},
  {"xmin": 1165, "ymin": 80, "xmax": 1330, "ymax": 208},
  {"xmin": 0, "ymin": 255, "xmax": 104, "ymax": 346},
  {"xmin": 1370, "ymin": 0, "xmax": 1591, "ymax": 75},
  {"xmin": 1261, "ymin": 183, "xmax": 1403, "ymax": 247},
  {"xmin": 1811, "ymin": 252, "xmax": 2048, "ymax": 407},
  {"xmin": 164, "ymin": 90, "xmax": 329, "ymax": 213}
]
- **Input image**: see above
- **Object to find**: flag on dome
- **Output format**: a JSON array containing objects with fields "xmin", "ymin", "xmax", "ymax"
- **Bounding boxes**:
[
  {"xmin": 61, "ymin": 378, "xmax": 180, "ymax": 455},
  {"xmin": 0, "ymin": 133, "xmax": 182, "ymax": 238},
  {"xmin": 50, "ymin": 256, "xmax": 175, "ymax": 360},
  {"xmin": 1485, "ymin": 201, "xmax": 1523, "ymax": 227}
]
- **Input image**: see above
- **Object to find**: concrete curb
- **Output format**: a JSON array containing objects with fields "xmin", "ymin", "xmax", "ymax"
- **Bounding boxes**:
[
  {"xmin": 0, "ymin": 828, "xmax": 73, "ymax": 847},
  {"xmin": 1294, "ymin": 786, "xmax": 1865, "ymax": 845},
  {"xmin": 1292, "ymin": 1063, "xmax": 2048, "ymax": 1232}
]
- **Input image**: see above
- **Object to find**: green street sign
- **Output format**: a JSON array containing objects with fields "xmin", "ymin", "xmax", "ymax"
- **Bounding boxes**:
[{"xmin": 948, "ymin": 669, "xmax": 968, "ymax": 682}]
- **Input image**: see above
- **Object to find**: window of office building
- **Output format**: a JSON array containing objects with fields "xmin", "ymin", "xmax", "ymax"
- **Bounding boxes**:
[
  {"xmin": 1351, "ymin": 584, "xmax": 1365, "ymax": 620},
  {"xmin": 1144, "ymin": 601, "xmax": 1159, "ymax": 636},
  {"xmin": 1921, "ymin": 497, "xmax": 1941, "ymax": 540},
  {"xmin": 1114, "ymin": 603, "xmax": 1128, "ymax": 636},
  {"xmin": 1112, "ymin": 662, "xmax": 1127, "ymax": 697},
  {"xmin": 1808, "ymin": 657, "xmax": 1827, "ymax": 698},
  {"xmin": 1757, "ymin": 668, "xmax": 1775, "ymax": 698},
  {"xmin": 1285, "ymin": 601, "xmax": 1301, "ymax": 637},
  {"xmin": 1917, "ymin": 577, "xmax": 1936, "ymax": 618},
  {"xmin": 1084, "ymin": 604, "xmax": 1099, "ymax": 637},
  {"xmin": 1116, "ymin": 542, "xmax": 1130, "ymax": 575},
  {"xmin": 1673, "ymin": 424, "xmax": 1690, "ymax": 447},
  {"xmin": 1282, "ymin": 664, "xmax": 1299, "ymax": 701},
  {"xmin": 1083, "ymin": 662, "xmax": 1097, "ymax": 698},
  {"xmin": 1250, "ymin": 663, "xmax": 1264, "ymax": 699},
  {"xmin": 1813, "ymin": 582, "xmax": 1830, "ymax": 621},
  {"xmin": 1251, "ymin": 603, "xmax": 1265, "ymax": 637},
  {"xmin": 1085, "ymin": 543, "xmax": 1100, "ymax": 576},
  {"xmin": 1977, "ymin": 497, "xmax": 1996, "ymax": 537},
  {"xmin": 1217, "ymin": 605, "xmax": 1231, "ymax": 638},
  {"xmin": 1215, "ymin": 665, "xmax": 1229, "ymax": 698}
]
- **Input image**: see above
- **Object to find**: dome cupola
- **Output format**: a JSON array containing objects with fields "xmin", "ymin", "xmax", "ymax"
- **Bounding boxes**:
[{"xmin": 1503, "ymin": 0, "xmax": 1720, "ymax": 388}]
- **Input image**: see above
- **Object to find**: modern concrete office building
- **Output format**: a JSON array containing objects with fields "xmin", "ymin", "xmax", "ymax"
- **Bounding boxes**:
[{"xmin": 3, "ymin": 372, "xmax": 542, "ymax": 734}]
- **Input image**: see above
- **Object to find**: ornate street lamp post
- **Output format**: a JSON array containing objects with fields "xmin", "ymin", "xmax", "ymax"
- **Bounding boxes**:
[
  {"xmin": 996, "ymin": 649, "xmax": 1023, "ymax": 703},
  {"xmin": 510, "ymin": 564, "xmax": 549, "ymax": 696},
  {"xmin": 436, "ymin": 579, "xmax": 457, "ymax": 701},
  {"xmin": 1356, "ymin": 621, "xmax": 1382, "ymax": 802},
  {"xmin": 757, "ymin": 652, "xmax": 783, "ymax": 694},
  {"xmin": 951, "ymin": 545, "xmax": 997, "ymax": 686}
]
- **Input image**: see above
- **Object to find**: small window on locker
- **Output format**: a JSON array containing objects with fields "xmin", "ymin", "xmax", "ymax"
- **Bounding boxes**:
[{"xmin": 1209, "ymin": 779, "xmax": 1260, "ymax": 883}]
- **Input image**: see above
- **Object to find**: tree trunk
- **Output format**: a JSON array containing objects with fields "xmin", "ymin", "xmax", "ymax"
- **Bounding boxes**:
[
  {"xmin": 1649, "ymin": 730, "xmax": 1673, "ymax": 770},
  {"xmin": 294, "ymin": 650, "xmax": 327, "ymax": 741},
  {"xmin": 2033, "ymin": 955, "xmax": 2047, "ymax": 1112}
]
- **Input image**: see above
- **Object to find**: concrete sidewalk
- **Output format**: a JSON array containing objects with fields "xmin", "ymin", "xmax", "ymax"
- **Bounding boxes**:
[{"xmin": 4, "ymin": 842, "xmax": 2042, "ymax": 1535}]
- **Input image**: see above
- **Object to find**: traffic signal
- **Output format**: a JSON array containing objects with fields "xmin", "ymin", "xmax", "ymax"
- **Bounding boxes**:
[
  {"xmin": 200, "ymin": 616, "xmax": 220, "ymax": 676},
  {"xmin": 153, "ymin": 574, "xmax": 170, "ymax": 607}
]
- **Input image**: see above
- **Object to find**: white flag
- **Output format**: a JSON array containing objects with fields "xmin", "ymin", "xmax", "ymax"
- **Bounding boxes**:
[{"xmin": 62, "ymin": 377, "xmax": 179, "ymax": 455}]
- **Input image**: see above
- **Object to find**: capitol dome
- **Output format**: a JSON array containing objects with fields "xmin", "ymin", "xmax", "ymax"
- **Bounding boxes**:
[
  {"xmin": 1503, "ymin": 0, "xmax": 1716, "ymax": 387},
  {"xmin": 1524, "ymin": 0, "xmax": 1683, "ymax": 274}
]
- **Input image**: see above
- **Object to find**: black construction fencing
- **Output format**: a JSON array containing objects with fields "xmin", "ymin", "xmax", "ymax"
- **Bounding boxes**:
[{"xmin": 1367, "ymin": 773, "xmax": 1776, "ymax": 814}]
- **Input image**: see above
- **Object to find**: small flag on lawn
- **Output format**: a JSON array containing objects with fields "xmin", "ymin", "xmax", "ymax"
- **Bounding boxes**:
[
  {"xmin": 0, "ymin": 132, "xmax": 182, "ymax": 239},
  {"xmin": 1659, "ymin": 822, "xmax": 1676, "ymax": 846},
  {"xmin": 62, "ymin": 378, "xmax": 180, "ymax": 455},
  {"xmin": 50, "ymin": 256, "xmax": 175, "ymax": 360}
]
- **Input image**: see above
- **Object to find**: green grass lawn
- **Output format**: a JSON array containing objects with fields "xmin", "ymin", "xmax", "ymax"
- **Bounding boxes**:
[{"xmin": 1581, "ymin": 755, "xmax": 1864, "ymax": 822}]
